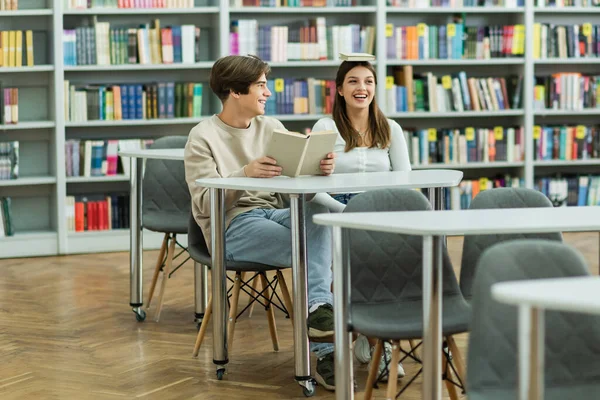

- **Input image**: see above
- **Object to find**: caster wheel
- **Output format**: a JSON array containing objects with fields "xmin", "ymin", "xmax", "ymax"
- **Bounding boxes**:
[
  {"xmin": 134, "ymin": 308, "xmax": 146, "ymax": 322},
  {"xmin": 302, "ymin": 386, "xmax": 316, "ymax": 397},
  {"xmin": 216, "ymin": 368, "xmax": 225, "ymax": 380}
]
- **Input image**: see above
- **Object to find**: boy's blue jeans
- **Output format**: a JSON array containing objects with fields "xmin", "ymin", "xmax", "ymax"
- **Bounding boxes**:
[{"xmin": 225, "ymin": 201, "xmax": 334, "ymax": 358}]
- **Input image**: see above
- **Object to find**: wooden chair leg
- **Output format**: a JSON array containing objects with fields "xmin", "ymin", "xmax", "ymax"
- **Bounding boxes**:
[
  {"xmin": 246, "ymin": 274, "xmax": 259, "ymax": 318},
  {"xmin": 385, "ymin": 340, "xmax": 401, "ymax": 400},
  {"xmin": 227, "ymin": 272, "xmax": 242, "ymax": 354},
  {"xmin": 153, "ymin": 233, "xmax": 176, "ymax": 322},
  {"xmin": 260, "ymin": 273, "xmax": 279, "ymax": 351},
  {"xmin": 446, "ymin": 335, "xmax": 466, "ymax": 384},
  {"xmin": 193, "ymin": 296, "xmax": 213, "ymax": 357},
  {"xmin": 276, "ymin": 270, "xmax": 294, "ymax": 326},
  {"xmin": 443, "ymin": 348, "xmax": 460, "ymax": 400},
  {"xmin": 146, "ymin": 233, "xmax": 169, "ymax": 309},
  {"xmin": 364, "ymin": 339, "xmax": 383, "ymax": 400}
]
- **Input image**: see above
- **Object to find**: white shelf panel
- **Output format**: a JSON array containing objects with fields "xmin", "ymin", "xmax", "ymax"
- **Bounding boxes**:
[
  {"xmin": 270, "ymin": 114, "xmax": 329, "ymax": 121},
  {"xmin": 535, "ymin": 109, "xmax": 600, "ymax": 117},
  {"xmin": 0, "ymin": 231, "xmax": 58, "ymax": 258},
  {"xmin": 387, "ymin": 58, "xmax": 524, "ymax": 66},
  {"xmin": 535, "ymin": 58, "xmax": 600, "ymax": 65},
  {"xmin": 66, "ymin": 229, "xmax": 172, "ymax": 254},
  {"xmin": 413, "ymin": 162, "xmax": 524, "ymax": 170},
  {"xmin": 534, "ymin": 160, "xmax": 600, "ymax": 167},
  {"xmin": 386, "ymin": 6, "xmax": 524, "ymax": 13},
  {"xmin": 0, "ymin": 177, "xmax": 56, "ymax": 186},
  {"xmin": 0, "ymin": 65, "xmax": 54, "ymax": 73},
  {"xmin": 0, "ymin": 121, "xmax": 55, "ymax": 130},
  {"xmin": 534, "ymin": 7, "xmax": 600, "ymax": 13},
  {"xmin": 230, "ymin": 6, "xmax": 376, "ymax": 13},
  {"xmin": 389, "ymin": 110, "xmax": 524, "ymax": 118},
  {"xmin": 66, "ymin": 175, "xmax": 129, "ymax": 183},
  {"xmin": 65, "ymin": 117, "xmax": 204, "ymax": 127},
  {"xmin": 270, "ymin": 60, "xmax": 343, "ymax": 67},
  {"xmin": 0, "ymin": 9, "xmax": 52, "ymax": 16},
  {"xmin": 64, "ymin": 62, "xmax": 214, "ymax": 71},
  {"xmin": 63, "ymin": 7, "xmax": 219, "ymax": 15}
]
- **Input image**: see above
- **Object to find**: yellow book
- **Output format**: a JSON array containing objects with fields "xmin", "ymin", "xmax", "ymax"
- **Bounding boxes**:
[
  {"xmin": 105, "ymin": 90, "xmax": 114, "ymax": 121},
  {"xmin": 25, "ymin": 30, "xmax": 33, "ymax": 66},
  {"xmin": 533, "ymin": 23, "xmax": 541, "ymax": 59},
  {"xmin": 15, "ymin": 30, "xmax": 22, "ymax": 67},
  {"xmin": 8, "ymin": 30, "xmax": 15, "ymax": 67},
  {"xmin": 1, "ymin": 31, "xmax": 7, "ymax": 67}
]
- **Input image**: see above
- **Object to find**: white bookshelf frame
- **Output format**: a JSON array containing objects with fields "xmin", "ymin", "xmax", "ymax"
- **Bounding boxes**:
[{"xmin": 1, "ymin": 2, "xmax": 598, "ymax": 258}]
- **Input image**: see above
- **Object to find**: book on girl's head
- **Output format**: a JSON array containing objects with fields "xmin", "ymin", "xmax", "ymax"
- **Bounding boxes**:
[
  {"xmin": 266, "ymin": 129, "xmax": 337, "ymax": 178},
  {"xmin": 339, "ymin": 52, "xmax": 376, "ymax": 62}
]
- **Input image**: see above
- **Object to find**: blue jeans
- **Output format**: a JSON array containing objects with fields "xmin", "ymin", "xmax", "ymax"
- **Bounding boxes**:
[
  {"xmin": 225, "ymin": 202, "xmax": 334, "ymax": 358},
  {"xmin": 331, "ymin": 193, "xmax": 358, "ymax": 205}
]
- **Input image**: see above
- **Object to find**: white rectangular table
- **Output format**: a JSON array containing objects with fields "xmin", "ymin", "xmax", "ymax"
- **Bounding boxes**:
[
  {"xmin": 493, "ymin": 276, "xmax": 600, "ymax": 400},
  {"xmin": 118, "ymin": 148, "xmax": 208, "ymax": 325},
  {"xmin": 196, "ymin": 169, "xmax": 462, "ymax": 396},
  {"xmin": 313, "ymin": 206, "xmax": 600, "ymax": 400}
]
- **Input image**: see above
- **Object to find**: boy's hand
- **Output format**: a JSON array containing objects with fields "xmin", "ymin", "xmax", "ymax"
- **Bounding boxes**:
[
  {"xmin": 320, "ymin": 152, "xmax": 336, "ymax": 176},
  {"xmin": 244, "ymin": 156, "xmax": 282, "ymax": 178}
]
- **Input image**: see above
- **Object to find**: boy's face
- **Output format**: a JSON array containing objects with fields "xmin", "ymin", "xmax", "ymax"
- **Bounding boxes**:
[{"xmin": 239, "ymin": 73, "xmax": 271, "ymax": 117}]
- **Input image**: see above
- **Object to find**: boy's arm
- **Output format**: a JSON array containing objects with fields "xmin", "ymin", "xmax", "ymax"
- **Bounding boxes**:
[{"xmin": 184, "ymin": 136, "xmax": 247, "ymax": 218}]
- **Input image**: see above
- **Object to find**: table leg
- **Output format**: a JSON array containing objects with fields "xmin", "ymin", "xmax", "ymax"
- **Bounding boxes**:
[
  {"xmin": 289, "ymin": 194, "xmax": 315, "ymax": 396},
  {"xmin": 194, "ymin": 262, "xmax": 208, "ymax": 325},
  {"xmin": 210, "ymin": 188, "xmax": 228, "ymax": 379},
  {"xmin": 130, "ymin": 156, "xmax": 145, "ymax": 322},
  {"xmin": 332, "ymin": 226, "xmax": 353, "ymax": 400},
  {"xmin": 422, "ymin": 234, "xmax": 443, "ymax": 400},
  {"xmin": 518, "ymin": 306, "xmax": 544, "ymax": 400}
]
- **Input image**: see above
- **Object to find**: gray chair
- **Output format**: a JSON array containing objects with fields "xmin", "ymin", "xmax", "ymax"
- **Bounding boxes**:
[
  {"xmin": 460, "ymin": 187, "xmax": 562, "ymax": 302},
  {"xmin": 344, "ymin": 188, "xmax": 470, "ymax": 400},
  {"xmin": 143, "ymin": 136, "xmax": 191, "ymax": 322},
  {"xmin": 467, "ymin": 239, "xmax": 600, "ymax": 400},
  {"xmin": 188, "ymin": 214, "xmax": 293, "ymax": 357}
]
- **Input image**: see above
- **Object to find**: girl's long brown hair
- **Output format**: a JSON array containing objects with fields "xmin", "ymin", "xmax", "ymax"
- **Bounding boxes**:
[{"xmin": 332, "ymin": 61, "xmax": 391, "ymax": 152}]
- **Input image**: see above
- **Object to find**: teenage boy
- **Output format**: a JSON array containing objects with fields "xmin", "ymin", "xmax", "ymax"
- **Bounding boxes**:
[{"xmin": 184, "ymin": 55, "xmax": 338, "ymax": 390}]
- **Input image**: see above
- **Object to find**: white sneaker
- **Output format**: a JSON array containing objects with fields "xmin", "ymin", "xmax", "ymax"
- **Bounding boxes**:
[{"xmin": 353, "ymin": 335, "xmax": 405, "ymax": 381}]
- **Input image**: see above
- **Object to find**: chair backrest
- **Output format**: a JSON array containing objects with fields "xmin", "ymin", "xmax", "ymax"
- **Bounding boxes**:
[
  {"xmin": 460, "ymin": 187, "xmax": 562, "ymax": 301},
  {"xmin": 467, "ymin": 239, "xmax": 600, "ymax": 399},
  {"xmin": 187, "ymin": 213, "xmax": 211, "ymax": 265},
  {"xmin": 142, "ymin": 136, "xmax": 190, "ymax": 216},
  {"xmin": 344, "ymin": 188, "xmax": 461, "ymax": 304}
]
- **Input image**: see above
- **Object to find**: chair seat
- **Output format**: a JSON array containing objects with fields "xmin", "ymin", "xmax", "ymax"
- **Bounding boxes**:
[
  {"xmin": 143, "ymin": 210, "xmax": 188, "ymax": 234},
  {"xmin": 188, "ymin": 245, "xmax": 289, "ymax": 273},
  {"xmin": 350, "ymin": 294, "xmax": 471, "ymax": 339}
]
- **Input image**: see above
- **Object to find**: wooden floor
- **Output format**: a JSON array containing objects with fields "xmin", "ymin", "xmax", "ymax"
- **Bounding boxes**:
[{"xmin": 0, "ymin": 233, "xmax": 597, "ymax": 400}]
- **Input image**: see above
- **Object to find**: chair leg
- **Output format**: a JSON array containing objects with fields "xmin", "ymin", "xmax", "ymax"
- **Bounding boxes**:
[
  {"xmin": 276, "ymin": 270, "xmax": 294, "ymax": 326},
  {"xmin": 385, "ymin": 340, "xmax": 401, "ymax": 400},
  {"xmin": 246, "ymin": 274, "xmax": 259, "ymax": 318},
  {"xmin": 227, "ymin": 272, "xmax": 243, "ymax": 354},
  {"xmin": 408, "ymin": 339, "xmax": 420, "ymax": 360},
  {"xmin": 146, "ymin": 233, "xmax": 169, "ymax": 309},
  {"xmin": 260, "ymin": 273, "xmax": 279, "ymax": 351},
  {"xmin": 443, "ymin": 349, "xmax": 460, "ymax": 400},
  {"xmin": 446, "ymin": 335, "xmax": 466, "ymax": 384},
  {"xmin": 153, "ymin": 233, "xmax": 176, "ymax": 322},
  {"xmin": 193, "ymin": 296, "xmax": 213, "ymax": 357},
  {"xmin": 364, "ymin": 339, "xmax": 383, "ymax": 400}
]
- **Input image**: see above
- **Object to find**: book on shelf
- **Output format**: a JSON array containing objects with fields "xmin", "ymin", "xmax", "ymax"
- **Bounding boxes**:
[
  {"xmin": 65, "ymin": 193, "xmax": 130, "ymax": 233},
  {"xmin": 339, "ymin": 52, "xmax": 375, "ymax": 61},
  {"xmin": 0, "ymin": 0, "xmax": 17, "ymax": 11},
  {"xmin": 534, "ymin": 74, "xmax": 600, "ymax": 110},
  {"xmin": 533, "ymin": 23, "xmax": 600, "ymax": 59},
  {"xmin": 534, "ymin": 125, "xmax": 600, "ymax": 161},
  {"xmin": 265, "ymin": 77, "xmax": 335, "ymax": 115},
  {"xmin": 65, "ymin": 0, "xmax": 195, "ymax": 9},
  {"xmin": 536, "ymin": 0, "xmax": 600, "ymax": 8},
  {"xmin": 266, "ymin": 129, "xmax": 336, "ymax": 177},
  {"xmin": 0, "ymin": 196, "xmax": 13, "ymax": 237},
  {"xmin": 0, "ymin": 140, "xmax": 18, "ymax": 180},
  {"xmin": 0, "ymin": 30, "xmax": 34, "ymax": 67},
  {"xmin": 387, "ymin": 0, "xmax": 523, "ymax": 6},
  {"xmin": 231, "ymin": 0, "xmax": 354, "ymax": 7}
]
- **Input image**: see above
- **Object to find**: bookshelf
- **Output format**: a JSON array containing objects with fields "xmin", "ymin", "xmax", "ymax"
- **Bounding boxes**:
[{"xmin": 1, "ymin": 0, "xmax": 600, "ymax": 258}]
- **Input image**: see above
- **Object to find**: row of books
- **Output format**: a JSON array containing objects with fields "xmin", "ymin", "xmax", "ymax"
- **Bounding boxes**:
[
  {"xmin": 65, "ymin": 139, "xmax": 154, "ymax": 178},
  {"xmin": 387, "ymin": 0, "xmax": 524, "ymax": 6},
  {"xmin": 533, "ymin": 23, "xmax": 600, "ymax": 59},
  {"xmin": 65, "ymin": 0, "xmax": 196, "ymax": 8},
  {"xmin": 534, "ymin": 125, "xmax": 600, "ymax": 161},
  {"xmin": 534, "ymin": 73, "xmax": 600, "ymax": 111},
  {"xmin": 536, "ymin": 0, "xmax": 600, "ymax": 7},
  {"xmin": 391, "ymin": 67, "xmax": 523, "ymax": 113},
  {"xmin": 63, "ymin": 22, "xmax": 201, "ymax": 66},
  {"xmin": 0, "ymin": 197, "xmax": 13, "ymax": 237},
  {"xmin": 447, "ymin": 174, "xmax": 522, "ymax": 210},
  {"xmin": 65, "ymin": 194, "xmax": 130, "ymax": 233},
  {"xmin": 231, "ymin": 0, "xmax": 354, "ymax": 6},
  {"xmin": 536, "ymin": 175, "xmax": 600, "ymax": 208},
  {"xmin": 386, "ymin": 23, "xmax": 524, "ymax": 61},
  {"xmin": 405, "ymin": 126, "xmax": 524, "ymax": 166},
  {"xmin": 0, "ymin": 31, "xmax": 34, "ymax": 68},
  {"xmin": 65, "ymin": 81, "xmax": 203, "ymax": 122},
  {"xmin": 0, "ymin": 0, "xmax": 16, "ymax": 10},
  {"xmin": 0, "ymin": 141, "xmax": 18, "ymax": 181},
  {"xmin": 231, "ymin": 19, "xmax": 374, "ymax": 62},
  {"xmin": 265, "ymin": 78, "xmax": 335, "ymax": 115}
]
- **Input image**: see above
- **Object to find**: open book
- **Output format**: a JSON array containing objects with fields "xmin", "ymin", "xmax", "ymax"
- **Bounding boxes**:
[
  {"xmin": 266, "ymin": 129, "xmax": 337, "ymax": 177},
  {"xmin": 339, "ymin": 52, "xmax": 376, "ymax": 62}
]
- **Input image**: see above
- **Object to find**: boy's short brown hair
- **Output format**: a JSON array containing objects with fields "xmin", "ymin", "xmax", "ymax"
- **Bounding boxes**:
[{"xmin": 209, "ymin": 55, "xmax": 271, "ymax": 102}]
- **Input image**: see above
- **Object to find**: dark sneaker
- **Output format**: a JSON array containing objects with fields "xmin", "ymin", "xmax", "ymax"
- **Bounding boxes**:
[
  {"xmin": 315, "ymin": 352, "xmax": 335, "ymax": 391},
  {"xmin": 307, "ymin": 303, "xmax": 334, "ymax": 341}
]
